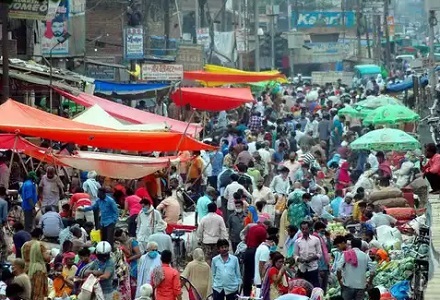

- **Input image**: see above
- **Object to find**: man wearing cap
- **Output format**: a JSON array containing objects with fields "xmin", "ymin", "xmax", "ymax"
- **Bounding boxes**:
[
  {"xmin": 339, "ymin": 193, "xmax": 354, "ymax": 219},
  {"xmin": 20, "ymin": 172, "xmax": 38, "ymax": 232}
]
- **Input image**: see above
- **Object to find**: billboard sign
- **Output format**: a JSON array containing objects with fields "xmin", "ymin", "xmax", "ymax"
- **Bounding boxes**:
[
  {"xmin": 141, "ymin": 64, "xmax": 184, "ymax": 81},
  {"xmin": 85, "ymin": 57, "xmax": 116, "ymax": 81},
  {"xmin": 124, "ymin": 27, "xmax": 144, "ymax": 60},
  {"xmin": 292, "ymin": 11, "xmax": 356, "ymax": 29},
  {"xmin": 41, "ymin": 0, "xmax": 69, "ymax": 56},
  {"xmin": 9, "ymin": 0, "xmax": 52, "ymax": 20}
]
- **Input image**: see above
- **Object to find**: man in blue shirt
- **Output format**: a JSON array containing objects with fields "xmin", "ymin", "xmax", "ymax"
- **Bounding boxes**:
[
  {"xmin": 39, "ymin": 206, "xmax": 64, "ymax": 239},
  {"xmin": 20, "ymin": 172, "xmax": 38, "ymax": 232},
  {"xmin": 79, "ymin": 188, "xmax": 119, "ymax": 247},
  {"xmin": 196, "ymin": 186, "xmax": 217, "ymax": 225},
  {"xmin": 209, "ymin": 146, "xmax": 224, "ymax": 190},
  {"xmin": 211, "ymin": 239, "xmax": 241, "ymax": 300}
]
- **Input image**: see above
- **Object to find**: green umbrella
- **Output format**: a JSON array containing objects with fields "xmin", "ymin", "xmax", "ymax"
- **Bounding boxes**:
[
  {"xmin": 354, "ymin": 95, "xmax": 404, "ymax": 109},
  {"xmin": 363, "ymin": 105, "xmax": 420, "ymax": 126},
  {"xmin": 350, "ymin": 128, "xmax": 420, "ymax": 151},
  {"xmin": 338, "ymin": 105, "xmax": 373, "ymax": 118}
]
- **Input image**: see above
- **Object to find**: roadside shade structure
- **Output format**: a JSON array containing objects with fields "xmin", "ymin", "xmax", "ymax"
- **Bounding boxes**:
[
  {"xmin": 54, "ymin": 151, "xmax": 187, "ymax": 179},
  {"xmin": 73, "ymin": 105, "xmax": 169, "ymax": 131},
  {"xmin": 93, "ymin": 80, "xmax": 169, "ymax": 95},
  {"xmin": 0, "ymin": 134, "xmax": 190, "ymax": 179},
  {"xmin": 201, "ymin": 64, "xmax": 288, "ymax": 86},
  {"xmin": 53, "ymin": 87, "xmax": 201, "ymax": 135},
  {"xmin": 183, "ymin": 70, "xmax": 286, "ymax": 85},
  {"xmin": 170, "ymin": 87, "xmax": 255, "ymax": 111},
  {"xmin": 0, "ymin": 100, "xmax": 215, "ymax": 152}
]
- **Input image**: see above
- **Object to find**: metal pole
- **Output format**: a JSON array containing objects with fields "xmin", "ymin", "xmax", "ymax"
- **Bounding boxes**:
[
  {"xmin": 270, "ymin": 0, "xmax": 275, "ymax": 70},
  {"xmin": 238, "ymin": 0, "xmax": 243, "ymax": 70},
  {"xmin": 384, "ymin": 0, "xmax": 391, "ymax": 70},
  {"xmin": 49, "ymin": 50, "xmax": 53, "ymax": 113},
  {"xmin": 1, "ymin": 3, "xmax": 9, "ymax": 103},
  {"xmin": 287, "ymin": 0, "xmax": 292, "ymax": 31},
  {"xmin": 356, "ymin": 0, "xmax": 362, "ymax": 60},
  {"xmin": 254, "ymin": 0, "xmax": 260, "ymax": 71},
  {"xmin": 429, "ymin": 10, "xmax": 437, "ymax": 98},
  {"xmin": 195, "ymin": 0, "xmax": 200, "ymax": 43}
]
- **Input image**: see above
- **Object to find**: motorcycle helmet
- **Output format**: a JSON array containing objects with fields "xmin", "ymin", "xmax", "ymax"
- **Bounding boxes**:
[{"xmin": 96, "ymin": 241, "xmax": 112, "ymax": 254}]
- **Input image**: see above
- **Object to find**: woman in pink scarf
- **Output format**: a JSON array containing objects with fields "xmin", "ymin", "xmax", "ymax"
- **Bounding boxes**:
[{"xmin": 336, "ymin": 161, "xmax": 352, "ymax": 190}]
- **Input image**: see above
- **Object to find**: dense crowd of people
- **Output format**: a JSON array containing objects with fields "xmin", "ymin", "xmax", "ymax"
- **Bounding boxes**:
[{"xmin": 0, "ymin": 79, "xmax": 435, "ymax": 300}]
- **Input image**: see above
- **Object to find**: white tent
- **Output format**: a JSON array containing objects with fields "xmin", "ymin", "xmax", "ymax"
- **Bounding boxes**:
[{"xmin": 73, "ymin": 104, "xmax": 169, "ymax": 131}]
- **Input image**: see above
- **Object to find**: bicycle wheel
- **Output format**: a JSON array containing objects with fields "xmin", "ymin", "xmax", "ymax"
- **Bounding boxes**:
[{"xmin": 413, "ymin": 270, "xmax": 424, "ymax": 300}]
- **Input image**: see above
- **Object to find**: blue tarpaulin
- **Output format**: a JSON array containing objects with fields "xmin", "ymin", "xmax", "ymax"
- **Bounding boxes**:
[
  {"xmin": 94, "ymin": 80, "xmax": 170, "ymax": 95},
  {"xmin": 386, "ymin": 76, "xmax": 428, "ymax": 93}
]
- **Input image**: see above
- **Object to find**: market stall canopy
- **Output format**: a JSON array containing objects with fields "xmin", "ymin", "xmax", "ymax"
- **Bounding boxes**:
[
  {"xmin": 93, "ymin": 80, "xmax": 170, "ymax": 95},
  {"xmin": 170, "ymin": 87, "xmax": 254, "ymax": 111},
  {"xmin": 0, "ymin": 100, "xmax": 214, "ymax": 152},
  {"xmin": 363, "ymin": 105, "xmax": 420, "ymax": 126},
  {"xmin": 201, "ymin": 64, "xmax": 287, "ymax": 86},
  {"xmin": 354, "ymin": 95, "xmax": 404, "ymax": 109},
  {"xmin": 0, "ymin": 134, "xmax": 190, "ymax": 179},
  {"xmin": 73, "ymin": 105, "xmax": 169, "ymax": 131},
  {"xmin": 337, "ymin": 105, "xmax": 367, "ymax": 118},
  {"xmin": 183, "ymin": 70, "xmax": 286, "ymax": 86},
  {"xmin": 54, "ymin": 151, "xmax": 186, "ymax": 179},
  {"xmin": 53, "ymin": 88, "xmax": 201, "ymax": 135},
  {"xmin": 0, "ymin": 134, "xmax": 63, "ymax": 165},
  {"xmin": 350, "ymin": 128, "xmax": 420, "ymax": 151}
]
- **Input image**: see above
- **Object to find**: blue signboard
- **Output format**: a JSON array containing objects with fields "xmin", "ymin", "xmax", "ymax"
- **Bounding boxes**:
[{"xmin": 292, "ymin": 11, "xmax": 356, "ymax": 29}]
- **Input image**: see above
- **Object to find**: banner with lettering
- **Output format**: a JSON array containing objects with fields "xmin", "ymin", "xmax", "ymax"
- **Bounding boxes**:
[
  {"xmin": 41, "ymin": 0, "xmax": 69, "ymax": 56},
  {"xmin": 9, "ymin": 0, "xmax": 51, "ymax": 20},
  {"xmin": 124, "ymin": 27, "xmax": 144, "ymax": 60},
  {"xmin": 291, "ymin": 11, "xmax": 356, "ymax": 29}
]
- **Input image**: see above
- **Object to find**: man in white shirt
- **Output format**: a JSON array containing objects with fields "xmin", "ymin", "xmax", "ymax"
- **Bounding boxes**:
[
  {"xmin": 257, "ymin": 142, "xmax": 272, "ymax": 179},
  {"xmin": 254, "ymin": 235, "xmax": 277, "ymax": 296},
  {"xmin": 336, "ymin": 238, "xmax": 376, "ymax": 300},
  {"xmin": 252, "ymin": 178, "xmax": 275, "ymax": 205},
  {"xmin": 294, "ymin": 221, "xmax": 322, "ymax": 288},
  {"xmin": 223, "ymin": 174, "xmax": 252, "ymax": 219},
  {"xmin": 269, "ymin": 167, "xmax": 291, "ymax": 196},
  {"xmin": 197, "ymin": 202, "xmax": 228, "ymax": 265},
  {"xmin": 309, "ymin": 187, "xmax": 330, "ymax": 217},
  {"xmin": 370, "ymin": 210, "xmax": 397, "ymax": 228}
]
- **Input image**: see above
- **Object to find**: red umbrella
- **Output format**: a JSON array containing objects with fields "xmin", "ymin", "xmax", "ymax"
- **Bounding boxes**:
[{"xmin": 170, "ymin": 87, "xmax": 255, "ymax": 111}]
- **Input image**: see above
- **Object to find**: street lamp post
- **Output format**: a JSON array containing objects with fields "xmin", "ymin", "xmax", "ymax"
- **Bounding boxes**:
[{"xmin": 49, "ymin": 32, "xmax": 70, "ymax": 115}]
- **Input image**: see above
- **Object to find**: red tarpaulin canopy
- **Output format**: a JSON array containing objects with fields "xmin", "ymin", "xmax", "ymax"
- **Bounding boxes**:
[
  {"xmin": 183, "ymin": 71, "xmax": 285, "ymax": 84},
  {"xmin": 53, "ymin": 88, "xmax": 201, "ymax": 135},
  {"xmin": 0, "ymin": 100, "xmax": 214, "ymax": 152},
  {"xmin": 170, "ymin": 87, "xmax": 255, "ymax": 111},
  {"xmin": 0, "ymin": 134, "xmax": 63, "ymax": 164}
]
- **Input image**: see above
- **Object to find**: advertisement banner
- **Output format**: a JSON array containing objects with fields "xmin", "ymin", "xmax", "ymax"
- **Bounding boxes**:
[
  {"xmin": 85, "ymin": 57, "xmax": 116, "ymax": 81},
  {"xmin": 387, "ymin": 16, "xmax": 395, "ymax": 37},
  {"xmin": 292, "ymin": 11, "xmax": 356, "ymax": 29},
  {"xmin": 41, "ymin": 0, "xmax": 69, "ymax": 56},
  {"xmin": 197, "ymin": 28, "xmax": 210, "ymax": 50},
  {"xmin": 9, "ymin": 0, "xmax": 50, "ymax": 20},
  {"xmin": 236, "ymin": 29, "xmax": 248, "ymax": 54},
  {"xmin": 141, "ymin": 64, "xmax": 183, "ymax": 81},
  {"xmin": 124, "ymin": 27, "xmax": 144, "ymax": 60}
]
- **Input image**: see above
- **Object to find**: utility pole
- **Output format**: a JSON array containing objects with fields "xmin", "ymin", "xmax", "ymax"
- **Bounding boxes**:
[
  {"xmin": 384, "ymin": 0, "xmax": 391, "ymax": 70},
  {"xmin": 238, "ymin": 0, "xmax": 243, "ymax": 70},
  {"xmin": 429, "ymin": 10, "xmax": 437, "ymax": 97},
  {"xmin": 356, "ymin": 0, "xmax": 362, "ymax": 60},
  {"xmin": 287, "ymin": 0, "xmax": 292, "ymax": 30},
  {"xmin": 270, "ymin": 0, "xmax": 275, "ymax": 70},
  {"xmin": 195, "ymin": 0, "xmax": 200, "ymax": 43},
  {"xmin": 254, "ymin": 0, "xmax": 260, "ymax": 71},
  {"xmin": 164, "ymin": 0, "xmax": 170, "ymax": 52},
  {"xmin": 1, "ymin": 3, "xmax": 9, "ymax": 103}
]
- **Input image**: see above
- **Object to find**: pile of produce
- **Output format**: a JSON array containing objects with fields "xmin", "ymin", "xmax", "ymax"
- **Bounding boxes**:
[
  {"xmin": 371, "ymin": 257, "xmax": 415, "ymax": 287},
  {"xmin": 327, "ymin": 222, "xmax": 348, "ymax": 239}
]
